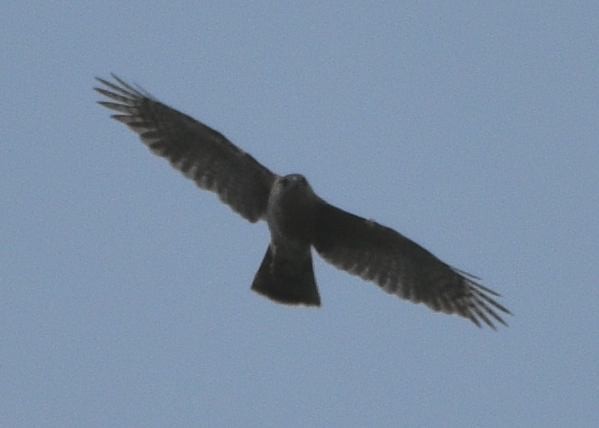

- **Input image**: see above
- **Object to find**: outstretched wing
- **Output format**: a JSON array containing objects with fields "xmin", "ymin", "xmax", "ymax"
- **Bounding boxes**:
[
  {"xmin": 95, "ymin": 74, "xmax": 277, "ymax": 222},
  {"xmin": 313, "ymin": 202, "xmax": 511, "ymax": 329}
]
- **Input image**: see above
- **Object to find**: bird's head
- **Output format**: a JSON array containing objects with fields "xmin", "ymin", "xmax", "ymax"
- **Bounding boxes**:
[
  {"xmin": 272, "ymin": 174, "xmax": 316, "ymax": 206},
  {"xmin": 277, "ymin": 174, "xmax": 309, "ymax": 190}
]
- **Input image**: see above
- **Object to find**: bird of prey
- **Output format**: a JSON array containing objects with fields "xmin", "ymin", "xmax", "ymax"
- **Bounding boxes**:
[{"xmin": 95, "ymin": 74, "xmax": 511, "ymax": 329}]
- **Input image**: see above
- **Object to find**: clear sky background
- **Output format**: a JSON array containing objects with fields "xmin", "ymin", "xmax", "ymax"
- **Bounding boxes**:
[{"xmin": 2, "ymin": 2, "xmax": 598, "ymax": 427}]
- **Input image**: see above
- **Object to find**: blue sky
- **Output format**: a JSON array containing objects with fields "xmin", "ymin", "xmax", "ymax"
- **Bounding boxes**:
[{"xmin": 2, "ymin": 2, "xmax": 598, "ymax": 427}]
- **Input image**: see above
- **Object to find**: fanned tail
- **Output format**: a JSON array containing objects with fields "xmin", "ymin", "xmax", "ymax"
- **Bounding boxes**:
[{"xmin": 251, "ymin": 246, "xmax": 320, "ymax": 306}]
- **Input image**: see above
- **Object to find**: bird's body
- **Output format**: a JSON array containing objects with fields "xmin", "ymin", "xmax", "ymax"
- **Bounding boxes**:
[
  {"xmin": 253, "ymin": 174, "xmax": 321, "ymax": 305},
  {"xmin": 267, "ymin": 175, "xmax": 316, "ymax": 246},
  {"xmin": 95, "ymin": 75, "xmax": 511, "ymax": 329}
]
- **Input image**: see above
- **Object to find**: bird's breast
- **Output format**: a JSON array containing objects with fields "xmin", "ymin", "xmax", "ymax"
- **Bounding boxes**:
[{"xmin": 267, "ymin": 191, "xmax": 316, "ymax": 245}]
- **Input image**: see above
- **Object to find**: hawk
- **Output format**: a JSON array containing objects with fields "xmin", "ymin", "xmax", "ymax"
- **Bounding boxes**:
[{"xmin": 95, "ymin": 74, "xmax": 511, "ymax": 329}]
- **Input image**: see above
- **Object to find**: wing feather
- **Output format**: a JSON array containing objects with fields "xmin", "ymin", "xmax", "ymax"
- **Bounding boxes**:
[
  {"xmin": 313, "ymin": 202, "xmax": 511, "ymax": 328},
  {"xmin": 95, "ymin": 74, "xmax": 276, "ymax": 222}
]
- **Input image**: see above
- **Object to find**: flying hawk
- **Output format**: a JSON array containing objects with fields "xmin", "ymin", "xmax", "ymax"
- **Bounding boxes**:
[{"xmin": 95, "ymin": 74, "xmax": 511, "ymax": 329}]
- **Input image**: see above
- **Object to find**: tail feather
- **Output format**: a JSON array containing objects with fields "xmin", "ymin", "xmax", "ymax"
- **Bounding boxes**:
[{"xmin": 251, "ymin": 246, "xmax": 320, "ymax": 306}]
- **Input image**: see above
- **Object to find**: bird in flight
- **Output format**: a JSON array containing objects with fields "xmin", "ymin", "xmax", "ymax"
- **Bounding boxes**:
[{"xmin": 95, "ymin": 74, "xmax": 511, "ymax": 329}]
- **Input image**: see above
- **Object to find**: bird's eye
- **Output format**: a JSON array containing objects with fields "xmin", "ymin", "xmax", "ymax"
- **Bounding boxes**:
[{"xmin": 280, "ymin": 177, "xmax": 290, "ymax": 187}]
